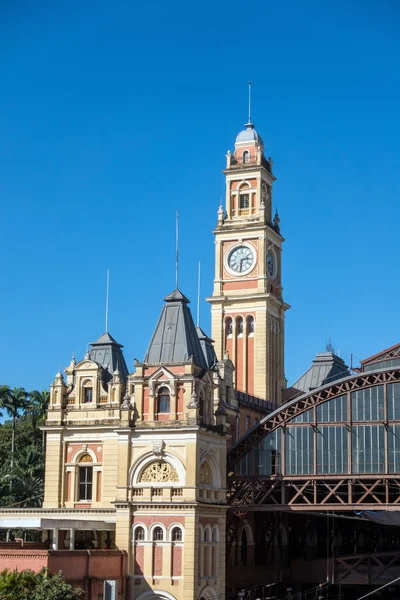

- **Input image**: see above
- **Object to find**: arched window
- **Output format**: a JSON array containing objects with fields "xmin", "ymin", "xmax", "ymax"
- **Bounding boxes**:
[
  {"xmin": 212, "ymin": 526, "xmax": 219, "ymax": 543},
  {"xmin": 153, "ymin": 527, "xmax": 164, "ymax": 541},
  {"xmin": 247, "ymin": 316, "xmax": 255, "ymax": 335},
  {"xmin": 78, "ymin": 454, "xmax": 93, "ymax": 501},
  {"xmin": 83, "ymin": 382, "xmax": 93, "ymax": 403},
  {"xmin": 171, "ymin": 527, "xmax": 182, "ymax": 542},
  {"xmin": 225, "ymin": 318, "xmax": 233, "ymax": 338},
  {"xmin": 134, "ymin": 527, "xmax": 145, "ymax": 541},
  {"xmin": 157, "ymin": 387, "xmax": 170, "ymax": 413},
  {"xmin": 204, "ymin": 526, "xmax": 211, "ymax": 543},
  {"xmin": 237, "ymin": 318, "xmax": 244, "ymax": 336},
  {"xmin": 240, "ymin": 193, "xmax": 250, "ymax": 209},
  {"xmin": 242, "ymin": 150, "xmax": 250, "ymax": 164}
]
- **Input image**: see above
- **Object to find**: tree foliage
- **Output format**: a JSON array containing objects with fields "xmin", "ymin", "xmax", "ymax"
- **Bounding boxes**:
[
  {"xmin": 0, "ymin": 387, "xmax": 49, "ymax": 509},
  {"xmin": 0, "ymin": 569, "xmax": 84, "ymax": 600}
]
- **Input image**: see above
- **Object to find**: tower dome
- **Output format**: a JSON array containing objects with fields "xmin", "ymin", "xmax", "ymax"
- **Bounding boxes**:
[{"xmin": 235, "ymin": 121, "xmax": 264, "ymax": 149}]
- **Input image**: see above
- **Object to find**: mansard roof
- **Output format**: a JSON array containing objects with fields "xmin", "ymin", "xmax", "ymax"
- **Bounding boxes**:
[
  {"xmin": 196, "ymin": 326, "xmax": 216, "ymax": 369},
  {"xmin": 291, "ymin": 351, "xmax": 350, "ymax": 394},
  {"xmin": 89, "ymin": 331, "xmax": 129, "ymax": 381},
  {"xmin": 144, "ymin": 289, "xmax": 208, "ymax": 368}
]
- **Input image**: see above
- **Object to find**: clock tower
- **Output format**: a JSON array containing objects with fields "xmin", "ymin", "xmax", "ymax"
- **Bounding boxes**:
[{"xmin": 208, "ymin": 117, "xmax": 289, "ymax": 406}]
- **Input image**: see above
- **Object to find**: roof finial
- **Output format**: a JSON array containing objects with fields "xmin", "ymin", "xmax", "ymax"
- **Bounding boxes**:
[
  {"xmin": 326, "ymin": 337, "xmax": 334, "ymax": 353},
  {"xmin": 248, "ymin": 81, "xmax": 252, "ymax": 124},
  {"xmin": 105, "ymin": 269, "xmax": 110, "ymax": 333},
  {"xmin": 175, "ymin": 211, "xmax": 179, "ymax": 290},
  {"xmin": 196, "ymin": 261, "xmax": 201, "ymax": 328}
]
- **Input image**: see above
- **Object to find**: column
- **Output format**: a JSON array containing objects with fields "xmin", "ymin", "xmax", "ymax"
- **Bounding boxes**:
[
  {"xmin": 51, "ymin": 528, "xmax": 59, "ymax": 550},
  {"xmin": 232, "ymin": 320, "xmax": 237, "ymax": 387},
  {"xmin": 69, "ymin": 528, "xmax": 75, "ymax": 550}
]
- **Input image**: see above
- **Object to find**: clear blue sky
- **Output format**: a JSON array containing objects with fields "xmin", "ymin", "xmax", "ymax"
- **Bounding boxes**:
[{"xmin": 1, "ymin": 0, "xmax": 399, "ymax": 392}]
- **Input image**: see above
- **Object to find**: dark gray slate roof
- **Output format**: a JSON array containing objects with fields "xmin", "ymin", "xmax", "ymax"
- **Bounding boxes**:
[
  {"xmin": 291, "ymin": 352, "xmax": 350, "ymax": 393},
  {"xmin": 196, "ymin": 326, "xmax": 216, "ymax": 369},
  {"xmin": 89, "ymin": 332, "xmax": 129, "ymax": 381},
  {"xmin": 144, "ymin": 289, "xmax": 208, "ymax": 368}
]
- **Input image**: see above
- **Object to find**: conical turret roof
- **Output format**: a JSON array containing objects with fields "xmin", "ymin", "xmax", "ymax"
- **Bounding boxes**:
[
  {"xmin": 144, "ymin": 289, "xmax": 207, "ymax": 368},
  {"xmin": 89, "ymin": 331, "xmax": 129, "ymax": 381}
]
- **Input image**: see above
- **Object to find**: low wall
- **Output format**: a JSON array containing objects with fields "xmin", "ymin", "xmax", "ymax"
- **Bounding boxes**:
[{"xmin": 0, "ymin": 549, "xmax": 127, "ymax": 599}]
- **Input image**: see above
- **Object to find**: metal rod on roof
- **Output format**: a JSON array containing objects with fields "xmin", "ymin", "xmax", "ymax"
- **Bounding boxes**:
[
  {"xmin": 105, "ymin": 269, "xmax": 110, "ymax": 332},
  {"xmin": 175, "ymin": 211, "xmax": 179, "ymax": 289},
  {"xmin": 196, "ymin": 261, "xmax": 201, "ymax": 327},
  {"xmin": 248, "ymin": 81, "xmax": 252, "ymax": 123}
]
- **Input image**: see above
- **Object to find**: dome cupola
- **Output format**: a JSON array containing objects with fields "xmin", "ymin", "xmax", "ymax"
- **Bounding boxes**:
[{"xmin": 235, "ymin": 121, "xmax": 264, "ymax": 149}]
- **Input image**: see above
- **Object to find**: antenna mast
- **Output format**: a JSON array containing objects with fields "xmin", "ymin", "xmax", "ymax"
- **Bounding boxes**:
[
  {"xmin": 248, "ymin": 81, "xmax": 252, "ymax": 123},
  {"xmin": 105, "ymin": 269, "xmax": 110, "ymax": 332},
  {"xmin": 175, "ymin": 211, "xmax": 179, "ymax": 289},
  {"xmin": 196, "ymin": 261, "xmax": 201, "ymax": 327}
]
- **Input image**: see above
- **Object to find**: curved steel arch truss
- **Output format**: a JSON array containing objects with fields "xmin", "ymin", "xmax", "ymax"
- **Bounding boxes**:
[{"xmin": 227, "ymin": 367, "xmax": 400, "ymax": 513}]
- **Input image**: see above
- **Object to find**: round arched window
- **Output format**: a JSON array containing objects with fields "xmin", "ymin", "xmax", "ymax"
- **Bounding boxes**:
[
  {"xmin": 237, "ymin": 318, "xmax": 244, "ymax": 336},
  {"xmin": 157, "ymin": 387, "xmax": 170, "ymax": 413},
  {"xmin": 134, "ymin": 527, "xmax": 145, "ymax": 541},
  {"xmin": 153, "ymin": 527, "xmax": 164, "ymax": 541},
  {"xmin": 171, "ymin": 527, "xmax": 182, "ymax": 542}
]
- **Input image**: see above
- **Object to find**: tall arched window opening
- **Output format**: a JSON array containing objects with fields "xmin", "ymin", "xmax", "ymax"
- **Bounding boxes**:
[
  {"xmin": 134, "ymin": 527, "xmax": 145, "ymax": 541},
  {"xmin": 171, "ymin": 527, "xmax": 182, "ymax": 542},
  {"xmin": 83, "ymin": 383, "xmax": 93, "ymax": 403},
  {"xmin": 237, "ymin": 318, "xmax": 244, "ymax": 337},
  {"xmin": 225, "ymin": 318, "xmax": 233, "ymax": 338},
  {"xmin": 247, "ymin": 316, "xmax": 255, "ymax": 335},
  {"xmin": 78, "ymin": 454, "xmax": 93, "ymax": 501},
  {"xmin": 157, "ymin": 387, "xmax": 170, "ymax": 413},
  {"xmin": 242, "ymin": 150, "xmax": 250, "ymax": 164},
  {"xmin": 153, "ymin": 527, "xmax": 164, "ymax": 541}
]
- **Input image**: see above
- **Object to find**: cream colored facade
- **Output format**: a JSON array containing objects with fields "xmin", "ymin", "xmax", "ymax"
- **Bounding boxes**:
[{"xmin": 40, "ymin": 301, "xmax": 235, "ymax": 600}]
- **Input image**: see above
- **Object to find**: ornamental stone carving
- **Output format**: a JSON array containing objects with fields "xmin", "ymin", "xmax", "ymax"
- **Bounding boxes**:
[
  {"xmin": 79, "ymin": 453, "xmax": 93, "ymax": 463},
  {"xmin": 152, "ymin": 440, "xmax": 165, "ymax": 457},
  {"xmin": 139, "ymin": 461, "xmax": 179, "ymax": 483},
  {"xmin": 199, "ymin": 461, "xmax": 213, "ymax": 485}
]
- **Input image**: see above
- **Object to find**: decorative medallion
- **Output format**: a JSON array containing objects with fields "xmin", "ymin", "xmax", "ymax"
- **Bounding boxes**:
[
  {"xmin": 139, "ymin": 461, "xmax": 179, "ymax": 483},
  {"xmin": 199, "ymin": 461, "xmax": 213, "ymax": 485}
]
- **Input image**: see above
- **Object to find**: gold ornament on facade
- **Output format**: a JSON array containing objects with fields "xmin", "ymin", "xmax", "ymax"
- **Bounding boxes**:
[
  {"xmin": 79, "ymin": 454, "xmax": 93, "ymax": 463},
  {"xmin": 139, "ymin": 461, "xmax": 179, "ymax": 483},
  {"xmin": 199, "ymin": 461, "xmax": 212, "ymax": 485}
]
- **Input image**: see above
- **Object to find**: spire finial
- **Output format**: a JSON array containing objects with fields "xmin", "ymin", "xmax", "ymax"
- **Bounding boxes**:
[
  {"xmin": 175, "ymin": 211, "xmax": 179, "ymax": 289},
  {"xmin": 105, "ymin": 269, "xmax": 110, "ymax": 333},
  {"xmin": 326, "ymin": 337, "xmax": 334, "ymax": 354},
  {"xmin": 248, "ymin": 81, "xmax": 252, "ymax": 124},
  {"xmin": 196, "ymin": 261, "xmax": 201, "ymax": 328}
]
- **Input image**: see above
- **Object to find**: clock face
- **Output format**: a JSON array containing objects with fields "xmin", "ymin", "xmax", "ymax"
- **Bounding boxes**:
[
  {"xmin": 228, "ymin": 245, "xmax": 255, "ymax": 275},
  {"xmin": 267, "ymin": 249, "xmax": 276, "ymax": 278}
]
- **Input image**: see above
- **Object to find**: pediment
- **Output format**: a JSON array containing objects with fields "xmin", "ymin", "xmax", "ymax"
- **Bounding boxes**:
[
  {"xmin": 199, "ymin": 370, "xmax": 214, "ymax": 386},
  {"xmin": 148, "ymin": 366, "xmax": 176, "ymax": 382},
  {"xmin": 75, "ymin": 359, "xmax": 100, "ymax": 371}
]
